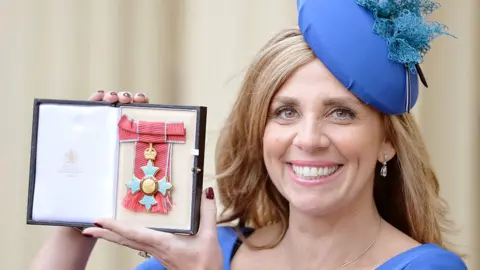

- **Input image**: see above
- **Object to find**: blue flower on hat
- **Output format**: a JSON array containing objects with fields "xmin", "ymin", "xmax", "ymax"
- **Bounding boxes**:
[{"xmin": 354, "ymin": 0, "xmax": 454, "ymax": 73}]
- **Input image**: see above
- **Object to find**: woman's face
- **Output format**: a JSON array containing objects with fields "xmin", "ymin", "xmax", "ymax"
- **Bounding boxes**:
[{"xmin": 263, "ymin": 59, "xmax": 395, "ymax": 217}]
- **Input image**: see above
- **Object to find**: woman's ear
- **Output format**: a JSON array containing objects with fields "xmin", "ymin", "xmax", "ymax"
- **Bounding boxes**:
[{"xmin": 377, "ymin": 140, "xmax": 396, "ymax": 163}]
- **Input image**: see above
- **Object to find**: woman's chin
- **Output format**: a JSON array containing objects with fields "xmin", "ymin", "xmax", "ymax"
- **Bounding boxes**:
[{"xmin": 286, "ymin": 193, "xmax": 342, "ymax": 217}]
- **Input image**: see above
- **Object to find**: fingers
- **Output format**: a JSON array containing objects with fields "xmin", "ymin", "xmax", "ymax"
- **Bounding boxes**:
[
  {"xmin": 198, "ymin": 187, "xmax": 218, "ymax": 236},
  {"xmin": 88, "ymin": 90, "xmax": 106, "ymax": 101},
  {"xmin": 88, "ymin": 90, "xmax": 149, "ymax": 104},
  {"xmin": 117, "ymin": 91, "xmax": 132, "ymax": 103},
  {"xmin": 117, "ymin": 91, "xmax": 149, "ymax": 103},
  {"xmin": 82, "ymin": 227, "xmax": 152, "ymax": 253},
  {"xmin": 133, "ymin": 92, "xmax": 149, "ymax": 103},
  {"xmin": 90, "ymin": 218, "xmax": 171, "ymax": 247},
  {"xmin": 102, "ymin": 91, "xmax": 119, "ymax": 103}
]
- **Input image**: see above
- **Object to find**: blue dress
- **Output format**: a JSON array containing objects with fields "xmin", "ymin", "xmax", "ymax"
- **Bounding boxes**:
[{"xmin": 134, "ymin": 226, "xmax": 468, "ymax": 270}]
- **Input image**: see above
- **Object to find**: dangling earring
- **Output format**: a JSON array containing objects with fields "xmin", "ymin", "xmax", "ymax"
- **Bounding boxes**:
[{"xmin": 380, "ymin": 154, "xmax": 388, "ymax": 177}]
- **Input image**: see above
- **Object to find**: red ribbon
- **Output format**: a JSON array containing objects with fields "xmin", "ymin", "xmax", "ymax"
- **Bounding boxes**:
[{"xmin": 117, "ymin": 114, "xmax": 186, "ymax": 214}]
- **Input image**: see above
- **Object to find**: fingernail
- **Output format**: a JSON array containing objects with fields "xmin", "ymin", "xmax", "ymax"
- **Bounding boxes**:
[
  {"xmin": 110, "ymin": 92, "xmax": 117, "ymax": 96},
  {"xmin": 206, "ymin": 187, "xmax": 214, "ymax": 200},
  {"xmin": 123, "ymin": 92, "xmax": 131, "ymax": 98},
  {"xmin": 97, "ymin": 90, "xmax": 104, "ymax": 93},
  {"xmin": 82, "ymin": 233, "xmax": 93, "ymax": 238},
  {"xmin": 93, "ymin": 222, "xmax": 103, "ymax": 228},
  {"xmin": 137, "ymin": 93, "xmax": 145, "ymax": 97}
]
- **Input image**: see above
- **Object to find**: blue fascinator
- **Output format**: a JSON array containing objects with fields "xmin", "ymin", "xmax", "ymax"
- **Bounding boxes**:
[{"xmin": 297, "ymin": 0, "xmax": 453, "ymax": 115}]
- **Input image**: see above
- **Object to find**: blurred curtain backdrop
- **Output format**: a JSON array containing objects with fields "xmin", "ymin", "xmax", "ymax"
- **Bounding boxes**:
[{"xmin": 1, "ymin": 0, "xmax": 478, "ymax": 269}]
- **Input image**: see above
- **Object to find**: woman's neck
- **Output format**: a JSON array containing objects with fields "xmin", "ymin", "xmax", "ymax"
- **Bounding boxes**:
[{"xmin": 281, "ymin": 195, "xmax": 383, "ymax": 269}]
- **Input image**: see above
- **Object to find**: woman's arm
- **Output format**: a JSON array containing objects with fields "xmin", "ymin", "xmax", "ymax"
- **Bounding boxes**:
[{"xmin": 29, "ymin": 227, "xmax": 97, "ymax": 270}]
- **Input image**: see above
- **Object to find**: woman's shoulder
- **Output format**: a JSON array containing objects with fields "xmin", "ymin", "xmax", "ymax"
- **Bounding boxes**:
[
  {"xmin": 133, "ymin": 226, "xmax": 246, "ymax": 270},
  {"xmin": 378, "ymin": 244, "xmax": 467, "ymax": 270}
]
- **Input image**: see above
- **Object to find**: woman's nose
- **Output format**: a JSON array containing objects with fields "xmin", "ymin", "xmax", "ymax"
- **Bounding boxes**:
[{"xmin": 292, "ymin": 119, "xmax": 330, "ymax": 153}]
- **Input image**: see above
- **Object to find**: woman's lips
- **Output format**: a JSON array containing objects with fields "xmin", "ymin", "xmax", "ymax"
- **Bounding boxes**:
[{"xmin": 286, "ymin": 162, "xmax": 343, "ymax": 186}]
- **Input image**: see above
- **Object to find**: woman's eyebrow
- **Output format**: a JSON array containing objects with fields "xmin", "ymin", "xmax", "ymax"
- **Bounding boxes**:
[
  {"xmin": 323, "ymin": 97, "xmax": 362, "ymax": 107},
  {"xmin": 273, "ymin": 95, "xmax": 361, "ymax": 107},
  {"xmin": 271, "ymin": 96, "xmax": 299, "ymax": 105}
]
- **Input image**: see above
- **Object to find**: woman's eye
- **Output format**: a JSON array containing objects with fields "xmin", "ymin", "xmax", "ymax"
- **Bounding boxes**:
[
  {"xmin": 275, "ymin": 106, "xmax": 297, "ymax": 119},
  {"xmin": 330, "ymin": 108, "xmax": 356, "ymax": 121}
]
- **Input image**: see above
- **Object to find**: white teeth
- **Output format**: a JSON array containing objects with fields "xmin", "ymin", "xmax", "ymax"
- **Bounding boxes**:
[{"xmin": 292, "ymin": 165, "xmax": 339, "ymax": 178}]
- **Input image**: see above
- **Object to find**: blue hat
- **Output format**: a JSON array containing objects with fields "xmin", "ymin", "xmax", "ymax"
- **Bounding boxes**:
[{"xmin": 297, "ymin": 0, "xmax": 453, "ymax": 115}]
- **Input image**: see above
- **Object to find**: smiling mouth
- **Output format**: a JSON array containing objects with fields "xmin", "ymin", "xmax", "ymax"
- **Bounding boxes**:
[{"xmin": 290, "ymin": 164, "xmax": 342, "ymax": 179}]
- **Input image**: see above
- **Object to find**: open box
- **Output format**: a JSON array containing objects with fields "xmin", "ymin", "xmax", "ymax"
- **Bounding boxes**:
[{"xmin": 26, "ymin": 99, "xmax": 207, "ymax": 235}]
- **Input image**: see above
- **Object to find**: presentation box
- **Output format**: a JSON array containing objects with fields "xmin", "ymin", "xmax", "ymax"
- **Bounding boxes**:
[{"xmin": 26, "ymin": 99, "xmax": 207, "ymax": 235}]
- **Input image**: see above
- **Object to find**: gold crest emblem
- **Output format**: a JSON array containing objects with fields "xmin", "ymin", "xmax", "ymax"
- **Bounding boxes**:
[{"xmin": 144, "ymin": 143, "xmax": 157, "ymax": 161}]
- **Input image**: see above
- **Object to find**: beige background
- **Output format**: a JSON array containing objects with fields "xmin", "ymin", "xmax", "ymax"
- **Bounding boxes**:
[{"xmin": 1, "ymin": 0, "xmax": 478, "ymax": 269}]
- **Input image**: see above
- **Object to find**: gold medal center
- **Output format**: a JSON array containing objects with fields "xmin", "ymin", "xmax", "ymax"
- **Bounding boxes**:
[{"xmin": 141, "ymin": 177, "xmax": 158, "ymax": 195}]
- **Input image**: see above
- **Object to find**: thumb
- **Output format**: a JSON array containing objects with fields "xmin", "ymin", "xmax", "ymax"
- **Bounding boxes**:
[{"xmin": 198, "ymin": 187, "xmax": 218, "ymax": 234}]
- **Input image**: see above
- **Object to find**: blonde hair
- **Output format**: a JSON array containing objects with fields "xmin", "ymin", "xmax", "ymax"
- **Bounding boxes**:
[{"xmin": 215, "ymin": 28, "xmax": 456, "ymax": 252}]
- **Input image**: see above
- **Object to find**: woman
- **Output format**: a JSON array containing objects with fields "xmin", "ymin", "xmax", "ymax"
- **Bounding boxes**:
[{"xmin": 30, "ymin": 0, "xmax": 468, "ymax": 269}]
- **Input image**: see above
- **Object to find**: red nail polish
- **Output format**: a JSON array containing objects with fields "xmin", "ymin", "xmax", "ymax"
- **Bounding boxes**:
[
  {"xmin": 82, "ymin": 233, "xmax": 93, "ymax": 238},
  {"xmin": 206, "ymin": 187, "xmax": 214, "ymax": 200},
  {"xmin": 93, "ymin": 222, "xmax": 103, "ymax": 228}
]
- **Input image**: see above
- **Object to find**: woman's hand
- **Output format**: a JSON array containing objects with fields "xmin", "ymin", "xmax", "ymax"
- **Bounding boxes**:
[
  {"xmin": 82, "ymin": 188, "xmax": 222, "ymax": 270},
  {"xmin": 88, "ymin": 90, "xmax": 149, "ymax": 104}
]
